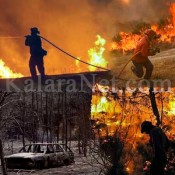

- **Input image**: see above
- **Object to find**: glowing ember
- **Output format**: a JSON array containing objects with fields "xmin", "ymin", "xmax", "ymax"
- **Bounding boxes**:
[
  {"xmin": 0, "ymin": 59, "xmax": 24, "ymax": 78},
  {"xmin": 88, "ymin": 35, "xmax": 108, "ymax": 71}
]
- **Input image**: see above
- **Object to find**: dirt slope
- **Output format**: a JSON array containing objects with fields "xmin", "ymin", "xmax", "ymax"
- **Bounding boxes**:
[{"xmin": 109, "ymin": 48, "xmax": 175, "ymax": 88}]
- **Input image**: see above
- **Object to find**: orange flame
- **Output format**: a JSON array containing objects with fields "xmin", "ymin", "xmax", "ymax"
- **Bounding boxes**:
[
  {"xmin": 74, "ymin": 35, "xmax": 108, "ymax": 72},
  {"xmin": 112, "ymin": 32, "xmax": 140, "ymax": 52},
  {"xmin": 88, "ymin": 35, "xmax": 108, "ymax": 71},
  {"xmin": 0, "ymin": 59, "xmax": 23, "ymax": 78}
]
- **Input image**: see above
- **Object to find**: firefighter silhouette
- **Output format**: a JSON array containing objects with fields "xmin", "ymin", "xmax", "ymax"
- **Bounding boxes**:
[
  {"xmin": 141, "ymin": 121, "xmax": 170, "ymax": 175},
  {"xmin": 25, "ymin": 27, "xmax": 47, "ymax": 82}
]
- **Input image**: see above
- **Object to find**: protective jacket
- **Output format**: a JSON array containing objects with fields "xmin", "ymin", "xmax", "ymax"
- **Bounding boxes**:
[{"xmin": 132, "ymin": 35, "xmax": 151, "ymax": 63}]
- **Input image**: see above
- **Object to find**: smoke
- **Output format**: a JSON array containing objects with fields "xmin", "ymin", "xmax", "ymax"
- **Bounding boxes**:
[{"xmin": 0, "ymin": 0, "xmax": 170, "ymax": 75}]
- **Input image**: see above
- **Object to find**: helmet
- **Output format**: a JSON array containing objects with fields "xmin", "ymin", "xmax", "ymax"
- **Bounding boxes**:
[
  {"xmin": 144, "ymin": 29, "xmax": 160, "ymax": 39},
  {"xmin": 141, "ymin": 121, "xmax": 153, "ymax": 133},
  {"xmin": 31, "ymin": 27, "xmax": 40, "ymax": 34}
]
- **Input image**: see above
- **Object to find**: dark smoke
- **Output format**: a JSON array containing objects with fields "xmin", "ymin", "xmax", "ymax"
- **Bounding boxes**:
[{"xmin": 0, "ymin": 0, "xmax": 170, "ymax": 75}]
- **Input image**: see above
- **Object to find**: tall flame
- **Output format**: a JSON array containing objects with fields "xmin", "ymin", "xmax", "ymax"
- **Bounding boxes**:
[
  {"xmin": 0, "ymin": 59, "xmax": 24, "ymax": 78},
  {"xmin": 88, "ymin": 35, "xmax": 108, "ymax": 71}
]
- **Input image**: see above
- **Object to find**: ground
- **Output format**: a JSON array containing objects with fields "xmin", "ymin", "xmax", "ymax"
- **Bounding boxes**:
[
  {"xmin": 4, "ymin": 155, "xmax": 101, "ymax": 175},
  {"xmin": 109, "ymin": 48, "xmax": 175, "ymax": 87}
]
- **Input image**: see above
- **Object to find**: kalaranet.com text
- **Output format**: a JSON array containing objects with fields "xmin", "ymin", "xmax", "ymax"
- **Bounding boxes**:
[{"xmin": 4, "ymin": 74, "xmax": 172, "ymax": 93}]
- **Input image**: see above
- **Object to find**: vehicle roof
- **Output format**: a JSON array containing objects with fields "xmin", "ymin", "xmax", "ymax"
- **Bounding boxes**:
[{"xmin": 24, "ymin": 143, "xmax": 63, "ymax": 145}]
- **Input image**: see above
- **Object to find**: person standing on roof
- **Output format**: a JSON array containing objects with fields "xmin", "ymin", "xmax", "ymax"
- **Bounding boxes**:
[
  {"xmin": 131, "ymin": 29, "xmax": 160, "ymax": 79},
  {"xmin": 25, "ymin": 27, "xmax": 47, "ymax": 83},
  {"xmin": 141, "ymin": 121, "xmax": 170, "ymax": 175}
]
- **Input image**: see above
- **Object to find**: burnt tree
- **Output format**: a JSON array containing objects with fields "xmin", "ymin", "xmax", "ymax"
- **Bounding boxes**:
[{"xmin": 149, "ymin": 87, "xmax": 161, "ymax": 126}]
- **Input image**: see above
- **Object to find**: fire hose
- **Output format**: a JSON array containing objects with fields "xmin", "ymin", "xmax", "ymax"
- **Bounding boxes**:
[
  {"xmin": 0, "ymin": 35, "xmax": 110, "ymax": 71},
  {"xmin": 0, "ymin": 36, "xmax": 145, "ymax": 80},
  {"xmin": 40, "ymin": 36, "xmax": 142, "ymax": 80},
  {"xmin": 116, "ymin": 58, "xmax": 132, "ymax": 79},
  {"xmin": 41, "ymin": 36, "xmax": 150, "ymax": 80},
  {"xmin": 39, "ymin": 36, "xmax": 110, "ymax": 71},
  {"xmin": 116, "ymin": 52, "xmax": 141, "ymax": 80}
]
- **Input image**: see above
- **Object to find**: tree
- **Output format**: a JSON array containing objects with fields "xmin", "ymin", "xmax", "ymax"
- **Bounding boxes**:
[
  {"xmin": 149, "ymin": 87, "xmax": 161, "ymax": 126},
  {"xmin": 0, "ymin": 91, "xmax": 10, "ymax": 175}
]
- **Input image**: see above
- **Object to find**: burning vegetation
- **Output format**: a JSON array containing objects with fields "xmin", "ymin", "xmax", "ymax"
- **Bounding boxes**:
[
  {"xmin": 91, "ymin": 85, "xmax": 175, "ymax": 137},
  {"xmin": 0, "ymin": 59, "xmax": 23, "ymax": 78},
  {"xmin": 90, "ymin": 85, "xmax": 175, "ymax": 174},
  {"xmin": 112, "ymin": 3, "xmax": 175, "ymax": 53}
]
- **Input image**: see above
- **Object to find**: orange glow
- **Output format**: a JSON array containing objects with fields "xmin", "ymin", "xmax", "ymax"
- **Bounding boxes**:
[
  {"xmin": 0, "ymin": 59, "xmax": 24, "ymax": 78},
  {"xmin": 75, "ymin": 57, "xmax": 81, "ymax": 72},
  {"xmin": 122, "ymin": 0, "xmax": 130, "ymax": 5}
]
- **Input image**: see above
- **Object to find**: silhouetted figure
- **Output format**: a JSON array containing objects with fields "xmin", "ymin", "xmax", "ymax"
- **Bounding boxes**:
[
  {"xmin": 141, "ymin": 121, "xmax": 170, "ymax": 175},
  {"xmin": 25, "ymin": 27, "xmax": 47, "ymax": 82},
  {"xmin": 131, "ymin": 29, "xmax": 160, "ymax": 79}
]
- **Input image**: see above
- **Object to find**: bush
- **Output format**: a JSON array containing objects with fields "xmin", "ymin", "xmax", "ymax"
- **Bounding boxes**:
[{"xmin": 100, "ymin": 136, "xmax": 128, "ymax": 175}]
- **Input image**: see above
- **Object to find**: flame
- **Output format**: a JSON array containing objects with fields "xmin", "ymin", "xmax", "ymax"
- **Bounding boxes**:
[
  {"xmin": 91, "ymin": 84, "xmax": 175, "ymax": 137},
  {"xmin": 0, "ymin": 59, "xmax": 24, "ymax": 78},
  {"xmin": 112, "ymin": 32, "xmax": 140, "ymax": 52},
  {"xmin": 112, "ymin": 3, "xmax": 175, "ymax": 52},
  {"xmin": 91, "ymin": 85, "xmax": 175, "ymax": 174},
  {"xmin": 88, "ymin": 35, "xmax": 108, "ymax": 71},
  {"xmin": 168, "ymin": 97, "xmax": 175, "ymax": 115},
  {"xmin": 91, "ymin": 84, "xmax": 121, "ymax": 114}
]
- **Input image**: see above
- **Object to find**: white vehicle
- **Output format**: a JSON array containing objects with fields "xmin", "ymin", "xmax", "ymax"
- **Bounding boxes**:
[{"xmin": 5, "ymin": 143, "xmax": 74, "ymax": 169}]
